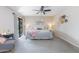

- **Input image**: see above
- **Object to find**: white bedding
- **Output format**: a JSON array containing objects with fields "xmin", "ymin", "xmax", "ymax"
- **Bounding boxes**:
[{"xmin": 26, "ymin": 30, "xmax": 53, "ymax": 39}]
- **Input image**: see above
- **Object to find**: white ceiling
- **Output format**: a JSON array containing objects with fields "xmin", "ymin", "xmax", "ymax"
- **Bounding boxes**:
[{"xmin": 8, "ymin": 6, "xmax": 66, "ymax": 16}]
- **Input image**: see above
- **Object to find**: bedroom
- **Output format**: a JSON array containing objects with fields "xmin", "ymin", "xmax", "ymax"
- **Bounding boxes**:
[{"xmin": 0, "ymin": 6, "xmax": 79, "ymax": 53}]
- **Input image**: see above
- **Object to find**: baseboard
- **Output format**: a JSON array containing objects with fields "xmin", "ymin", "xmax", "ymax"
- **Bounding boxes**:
[{"xmin": 54, "ymin": 30, "xmax": 79, "ymax": 52}]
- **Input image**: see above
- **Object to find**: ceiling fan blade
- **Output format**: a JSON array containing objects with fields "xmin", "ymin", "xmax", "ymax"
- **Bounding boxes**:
[
  {"xmin": 43, "ymin": 11, "xmax": 45, "ymax": 14},
  {"xmin": 33, "ymin": 10, "xmax": 39, "ymax": 11},
  {"xmin": 44, "ymin": 9, "xmax": 51, "ymax": 11},
  {"xmin": 36, "ymin": 11, "xmax": 40, "ymax": 14}
]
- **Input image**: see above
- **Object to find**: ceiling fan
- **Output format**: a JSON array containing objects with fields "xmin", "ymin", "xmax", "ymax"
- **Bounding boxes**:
[{"xmin": 34, "ymin": 6, "xmax": 51, "ymax": 15}]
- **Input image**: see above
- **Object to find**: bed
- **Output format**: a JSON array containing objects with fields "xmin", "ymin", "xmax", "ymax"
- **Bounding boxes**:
[{"xmin": 26, "ymin": 29, "xmax": 53, "ymax": 40}]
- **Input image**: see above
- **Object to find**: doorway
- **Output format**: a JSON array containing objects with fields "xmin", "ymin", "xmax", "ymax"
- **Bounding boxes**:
[{"xmin": 18, "ymin": 17, "xmax": 23, "ymax": 37}]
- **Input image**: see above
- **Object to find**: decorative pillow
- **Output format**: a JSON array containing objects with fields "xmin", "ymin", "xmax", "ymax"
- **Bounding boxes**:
[
  {"xmin": 31, "ymin": 31, "xmax": 37, "ymax": 38},
  {"xmin": 0, "ymin": 37, "xmax": 7, "ymax": 44}
]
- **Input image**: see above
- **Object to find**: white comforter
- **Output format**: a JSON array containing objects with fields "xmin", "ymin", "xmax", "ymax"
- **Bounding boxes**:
[{"xmin": 26, "ymin": 30, "xmax": 53, "ymax": 39}]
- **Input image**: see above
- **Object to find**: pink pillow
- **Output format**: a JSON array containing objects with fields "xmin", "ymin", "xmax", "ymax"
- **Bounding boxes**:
[
  {"xmin": 0, "ymin": 37, "xmax": 6, "ymax": 44},
  {"xmin": 31, "ymin": 31, "xmax": 37, "ymax": 38}
]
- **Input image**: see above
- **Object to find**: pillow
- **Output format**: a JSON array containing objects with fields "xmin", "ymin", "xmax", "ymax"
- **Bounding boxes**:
[
  {"xmin": 0, "ymin": 37, "xmax": 7, "ymax": 44},
  {"xmin": 0, "ymin": 34, "xmax": 3, "ymax": 37}
]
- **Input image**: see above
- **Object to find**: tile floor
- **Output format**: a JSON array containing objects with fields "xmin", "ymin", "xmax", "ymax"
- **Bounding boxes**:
[{"xmin": 13, "ymin": 35, "xmax": 79, "ymax": 53}]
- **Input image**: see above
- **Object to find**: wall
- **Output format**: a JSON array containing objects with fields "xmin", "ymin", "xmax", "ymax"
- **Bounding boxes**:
[
  {"xmin": 57, "ymin": 7, "xmax": 79, "ymax": 47},
  {"xmin": 24, "ymin": 16, "xmax": 56, "ymax": 31},
  {"xmin": 0, "ymin": 7, "xmax": 14, "ymax": 34}
]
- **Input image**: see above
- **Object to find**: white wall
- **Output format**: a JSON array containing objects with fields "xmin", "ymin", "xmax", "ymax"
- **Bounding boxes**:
[
  {"xmin": 57, "ymin": 7, "xmax": 79, "ymax": 47},
  {"xmin": 0, "ymin": 7, "xmax": 14, "ymax": 34},
  {"xmin": 25, "ymin": 16, "xmax": 55, "ymax": 31}
]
